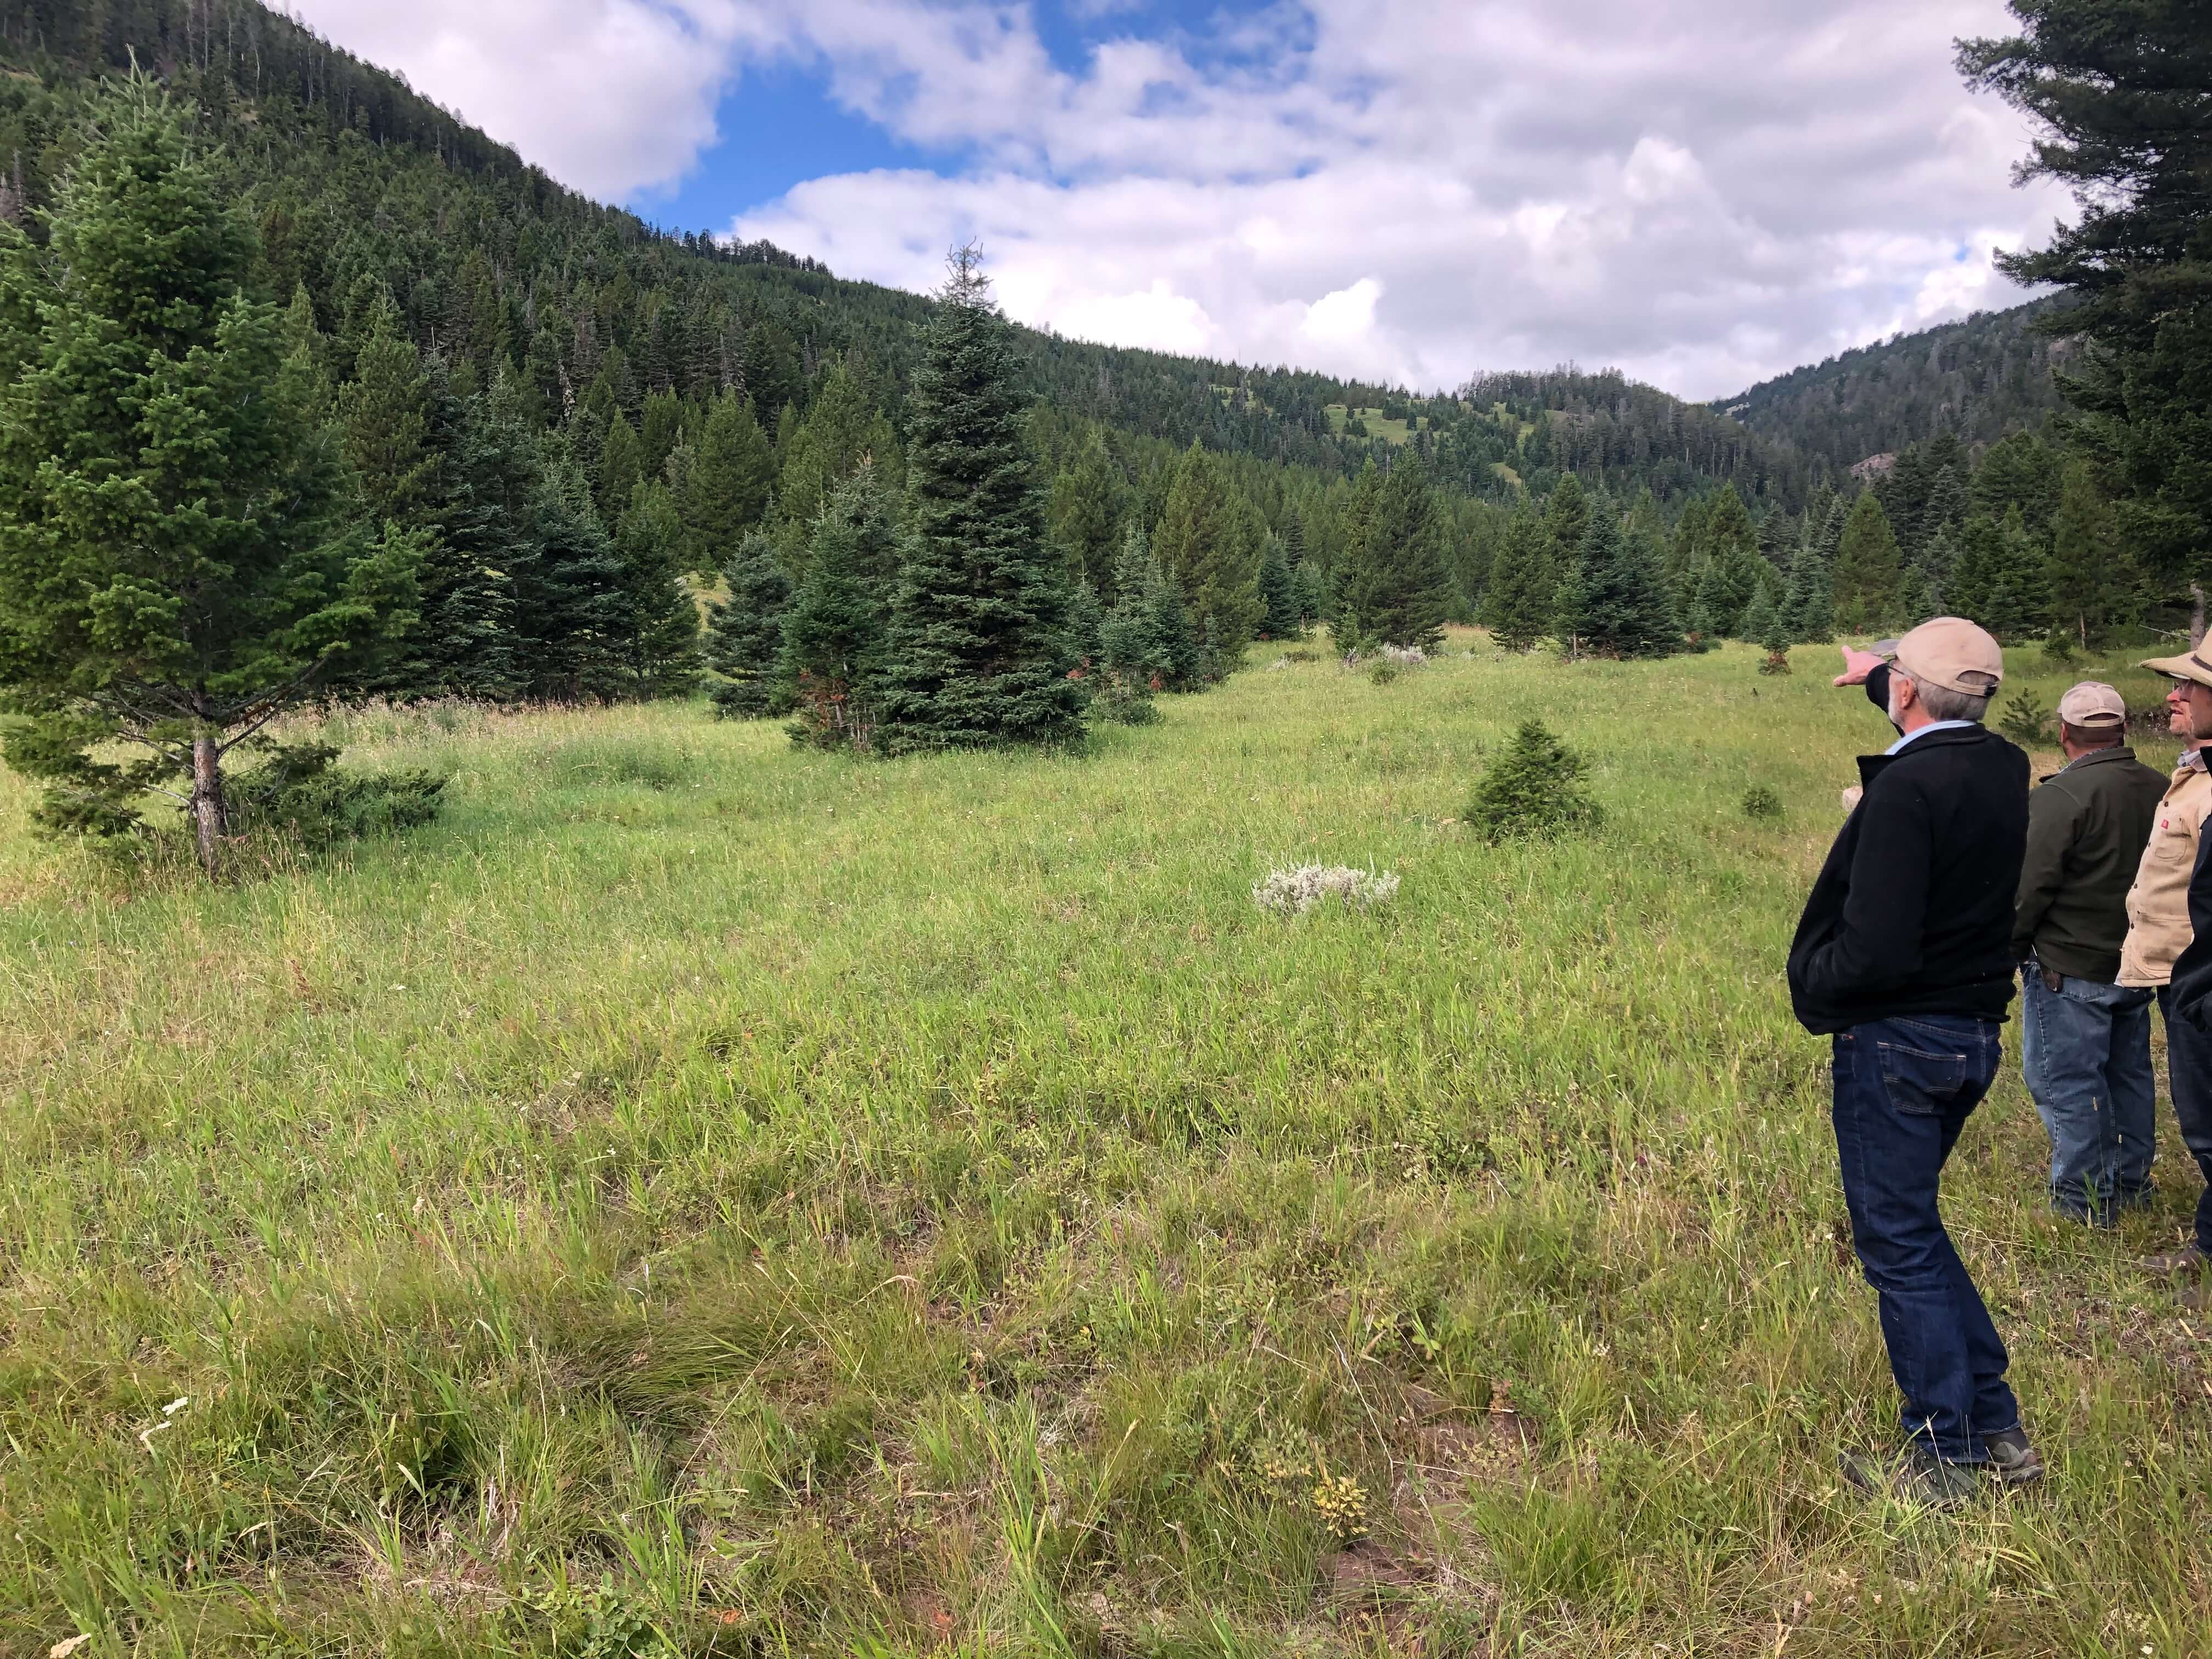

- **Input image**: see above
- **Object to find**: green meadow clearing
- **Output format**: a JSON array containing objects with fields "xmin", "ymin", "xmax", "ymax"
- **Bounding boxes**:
[{"xmin": 2, "ymin": 633, "xmax": 2205, "ymax": 1658}]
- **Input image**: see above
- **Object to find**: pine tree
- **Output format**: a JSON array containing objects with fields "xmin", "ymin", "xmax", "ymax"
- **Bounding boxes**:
[
  {"xmin": 1831, "ymin": 492, "xmax": 1905, "ymax": 633},
  {"xmin": 781, "ymin": 471, "xmax": 899, "ymax": 749},
  {"xmin": 876, "ymin": 248, "xmax": 1084, "ymax": 752},
  {"xmin": 1153, "ymin": 441, "xmax": 1263, "ymax": 659},
  {"xmin": 1482, "ymin": 507, "xmax": 1555, "ymax": 652},
  {"xmin": 0, "ymin": 80, "xmax": 421, "ymax": 870},
  {"xmin": 683, "ymin": 392, "xmax": 777, "ymax": 571},
  {"xmin": 705, "ymin": 532, "xmax": 794, "ymax": 718},
  {"xmin": 613, "ymin": 479, "xmax": 701, "ymax": 697},
  {"xmin": 1344, "ymin": 454, "xmax": 1453, "ymax": 651}
]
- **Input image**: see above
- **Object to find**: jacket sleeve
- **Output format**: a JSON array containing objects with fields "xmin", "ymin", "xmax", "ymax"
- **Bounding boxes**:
[
  {"xmin": 2012, "ymin": 781, "xmax": 2077, "ymax": 963},
  {"xmin": 2175, "ymin": 831, "xmax": 2212, "ymax": 1033},
  {"xmin": 1801, "ymin": 770, "xmax": 1933, "ymax": 1001}
]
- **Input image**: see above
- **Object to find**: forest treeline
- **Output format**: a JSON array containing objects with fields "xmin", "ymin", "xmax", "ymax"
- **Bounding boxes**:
[{"xmin": 0, "ymin": 0, "xmax": 2199, "ymax": 874}]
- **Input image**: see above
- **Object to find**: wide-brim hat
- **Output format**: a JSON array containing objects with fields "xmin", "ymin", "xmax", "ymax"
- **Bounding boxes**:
[{"xmin": 2140, "ymin": 648, "xmax": 2212, "ymax": 692}]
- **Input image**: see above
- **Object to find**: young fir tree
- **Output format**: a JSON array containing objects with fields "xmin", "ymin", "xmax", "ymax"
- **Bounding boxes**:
[
  {"xmin": 705, "ymin": 532, "xmax": 795, "ymax": 718},
  {"xmin": 2046, "ymin": 459, "xmax": 2131, "ymax": 648},
  {"xmin": 876, "ymin": 248, "xmax": 1084, "ymax": 752},
  {"xmin": 776, "ymin": 356, "xmax": 901, "ymax": 542},
  {"xmin": 1094, "ymin": 525, "xmax": 1171, "ymax": 716},
  {"xmin": 1065, "ymin": 578, "xmax": 1106, "ymax": 671},
  {"xmin": 613, "ymin": 478, "xmax": 701, "ymax": 698},
  {"xmin": 1743, "ymin": 574, "xmax": 1791, "ymax": 673},
  {"xmin": 1782, "ymin": 530, "xmax": 1836, "ymax": 644},
  {"xmin": 516, "ymin": 456, "xmax": 634, "ymax": 702},
  {"xmin": 1830, "ymin": 492, "xmax": 1906, "ymax": 633},
  {"xmin": 1482, "ymin": 506, "xmax": 1555, "ymax": 652},
  {"xmin": 1543, "ymin": 473, "xmax": 1592, "ymax": 568},
  {"xmin": 1562, "ymin": 506, "xmax": 1680, "ymax": 659},
  {"xmin": 0, "ymin": 80, "xmax": 421, "ymax": 871},
  {"xmin": 1256, "ymin": 538, "xmax": 1302, "ymax": 640},
  {"xmin": 1345, "ymin": 454, "xmax": 1453, "ymax": 651},
  {"xmin": 780, "ymin": 470, "xmax": 900, "ymax": 750},
  {"xmin": 1153, "ymin": 441, "xmax": 1263, "ymax": 659},
  {"xmin": 1464, "ymin": 719, "xmax": 1603, "ymax": 841},
  {"xmin": 682, "ymin": 391, "xmax": 777, "ymax": 571},
  {"xmin": 1948, "ymin": 507, "xmax": 2053, "ymax": 641}
]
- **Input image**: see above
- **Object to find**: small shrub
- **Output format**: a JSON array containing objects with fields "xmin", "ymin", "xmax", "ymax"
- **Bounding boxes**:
[
  {"xmin": 2042, "ymin": 627, "xmax": 2078, "ymax": 665},
  {"xmin": 1253, "ymin": 865, "xmax": 1400, "ymax": 915},
  {"xmin": 1757, "ymin": 649, "xmax": 1792, "ymax": 676},
  {"xmin": 1997, "ymin": 689, "xmax": 2053, "ymax": 746},
  {"xmin": 1742, "ymin": 785, "xmax": 1783, "ymax": 821},
  {"xmin": 228, "ymin": 743, "xmax": 445, "ymax": 848},
  {"xmin": 1284, "ymin": 647, "xmax": 1318, "ymax": 663},
  {"xmin": 1091, "ymin": 675, "xmax": 1162, "ymax": 725},
  {"xmin": 1367, "ymin": 661, "xmax": 1398, "ymax": 686},
  {"xmin": 1463, "ymin": 719, "xmax": 1602, "ymax": 842}
]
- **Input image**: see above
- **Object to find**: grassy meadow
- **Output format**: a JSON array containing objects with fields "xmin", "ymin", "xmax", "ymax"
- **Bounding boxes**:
[{"xmin": 2, "ymin": 633, "xmax": 2207, "ymax": 1658}]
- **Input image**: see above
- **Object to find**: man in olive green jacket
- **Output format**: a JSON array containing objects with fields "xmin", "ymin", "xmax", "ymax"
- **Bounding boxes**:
[{"xmin": 2013, "ymin": 683, "xmax": 2168, "ymax": 1223}]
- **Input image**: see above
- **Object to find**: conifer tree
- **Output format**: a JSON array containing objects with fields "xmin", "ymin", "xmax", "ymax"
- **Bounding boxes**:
[
  {"xmin": 684, "ymin": 392, "xmax": 777, "ymax": 570},
  {"xmin": 1543, "ymin": 474, "xmax": 1591, "ymax": 567},
  {"xmin": 876, "ymin": 247, "xmax": 1084, "ymax": 752},
  {"xmin": 1562, "ymin": 506, "xmax": 1680, "ymax": 658},
  {"xmin": 1345, "ymin": 454, "xmax": 1452, "ymax": 651},
  {"xmin": 2047, "ymin": 460, "xmax": 2131, "ymax": 648},
  {"xmin": 1947, "ymin": 506, "xmax": 2053, "ymax": 641},
  {"xmin": 1743, "ymin": 574, "xmax": 1790, "ymax": 672},
  {"xmin": 1782, "ymin": 531, "xmax": 1835, "ymax": 644},
  {"xmin": 1482, "ymin": 506, "xmax": 1555, "ymax": 652},
  {"xmin": 517, "ymin": 457, "xmax": 633, "ymax": 701},
  {"xmin": 1065, "ymin": 579, "xmax": 1105, "ymax": 669},
  {"xmin": 597, "ymin": 413, "xmax": 644, "ymax": 526},
  {"xmin": 340, "ymin": 307, "xmax": 436, "ymax": 523},
  {"xmin": 1154, "ymin": 441, "xmax": 1262, "ymax": 658},
  {"xmin": 613, "ymin": 479, "xmax": 700, "ymax": 697},
  {"xmin": 1049, "ymin": 432, "xmax": 1127, "ymax": 596},
  {"xmin": 1096, "ymin": 529, "xmax": 1163, "ymax": 723},
  {"xmin": 1464, "ymin": 719, "xmax": 1603, "ymax": 840},
  {"xmin": 1831, "ymin": 492, "xmax": 1906, "ymax": 633},
  {"xmin": 1256, "ymin": 538, "xmax": 1302, "ymax": 640},
  {"xmin": 781, "ymin": 471, "xmax": 899, "ymax": 749},
  {"xmin": 777, "ymin": 357, "xmax": 900, "ymax": 541},
  {"xmin": 0, "ymin": 81, "xmax": 421, "ymax": 870},
  {"xmin": 706, "ymin": 532, "xmax": 794, "ymax": 718}
]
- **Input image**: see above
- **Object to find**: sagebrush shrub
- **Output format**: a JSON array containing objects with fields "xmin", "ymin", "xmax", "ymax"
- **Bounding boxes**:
[
  {"xmin": 1463, "ymin": 720, "xmax": 1602, "ymax": 842},
  {"xmin": 1252, "ymin": 865, "xmax": 1400, "ymax": 915}
]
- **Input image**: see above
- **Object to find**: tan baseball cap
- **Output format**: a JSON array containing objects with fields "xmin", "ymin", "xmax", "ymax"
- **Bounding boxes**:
[
  {"xmin": 2057, "ymin": 681, "xmax": 2127, "ymax": 729},
  {"xmin": 2140, "ymin": 647, "xmax": 2212, "ymax": 691},
  {"xmin": 1889, "ymin": 617, "xmax": 2004, "ymax": 696}
]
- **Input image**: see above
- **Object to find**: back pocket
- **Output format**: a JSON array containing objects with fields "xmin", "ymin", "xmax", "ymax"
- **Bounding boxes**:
[{"xmin": 1877, "ymin": 1041, "xmax": 1968, "ymax": 1116}]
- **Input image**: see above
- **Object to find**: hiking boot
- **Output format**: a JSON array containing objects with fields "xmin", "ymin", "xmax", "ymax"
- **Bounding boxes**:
[
  {"xmin": 2141, "ymin": 1244, "xmax": 2212, "ymax": 1278},
  {"xmin": 1838, "ymin": 1447, "xmax": 1982, "ymax": 1509},
  {"xmin": 1982, "ymin": 1427, "xmax": 2044, "ymax": 1486}
]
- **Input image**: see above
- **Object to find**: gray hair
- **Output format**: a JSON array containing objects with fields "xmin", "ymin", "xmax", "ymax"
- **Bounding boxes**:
[{"xmin": 1901, "ymin": 670, "xmax": 1993, "ymax": 724}]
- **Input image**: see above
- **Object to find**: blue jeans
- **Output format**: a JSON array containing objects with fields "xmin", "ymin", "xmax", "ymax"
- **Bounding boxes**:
[
  {"xmin": 1831, "ymin": 1014, "xmax": 2018, "ymax": 1463},
  {"xmin": 2020, "ymin": 967, "xmax": 2157, "ymax": 1222},
  {"xmin": 2155, "ymin": 988, "xmax": 2212, "ymax": 1256}
]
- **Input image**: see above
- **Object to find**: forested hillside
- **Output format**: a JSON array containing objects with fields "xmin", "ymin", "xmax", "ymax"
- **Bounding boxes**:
[{"xmin": 1718, "ymin": 302, "xmax": 2068, "ymax": 472}]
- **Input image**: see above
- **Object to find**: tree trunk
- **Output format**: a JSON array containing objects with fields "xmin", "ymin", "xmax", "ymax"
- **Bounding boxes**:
[
  {"xmin": 2192, "ymin": 582, "xmax": 2207, "ymax": 650},
  {"xmin": 191, "ymin": 731, "xmax": 227, "ymax": 874}
]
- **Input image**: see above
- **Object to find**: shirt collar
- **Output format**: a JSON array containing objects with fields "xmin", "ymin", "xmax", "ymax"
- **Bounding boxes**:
[{"xmin": 1884, "ymin": 719, "xmax": 1978, "ymax": 757}]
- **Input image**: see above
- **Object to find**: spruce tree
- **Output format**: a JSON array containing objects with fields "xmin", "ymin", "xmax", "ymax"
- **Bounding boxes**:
[
  {"xmin": 0, "ymin": 81, "xmax": 421, "ymax": 870},
  {"xmin": 2046, "ymin": 460, "xmax": 2131, "ymax": 648},
  {"xmin": 1345, "ymin": 454, "xmax": 1453, "ymax": 651},
  {"xmin": 1948, "ymin": 506, "xmax": 2052, "ymax": 642},
  {"xmin": 777, "ymin": 357, "xmax": 900, "ymax": 539},
  {"xmin": 1256, "ymin": 538, "xmax": 1302, "ymax": 640},
  {"xmin": 1097, "ymin": 529, "xmax": 1163, "ymax": 723},
  {"xmin": 1048, "ymin": 432, "xmax": 1127, "ymax": 596},
  {"xmin": 876, "ymin": 248, "xmax": 1084, "ymax": 752},
  {"xmin": 705, "ymin": 532, "xmax": 794, "ymax": 718},
  {"xmin": 1564, "ymin": 506, "xmax": 1680, "ymax": 659},
  {"xmin": 684, "ymin": 392, "xmax": 777, "ymax": 571},
  {"xmin": 1066, "ymin": 578, "xmax": 1106, "ymax": 669},
  {"xmin": 517, "ymin": 457, "xmax": 633, "ymax": 702},
  {"xmin": 1464, "ymin": 719, "xmax": 1603, "ymax": 840},
  {"xmin": 1482, "ymin": 507, "xmax": 1555, "ymax": 653},
  {"xmin": 781, "ymin": 471, "xmax": 899, "ymax": 750},
  {"xmin": 1831, "ymin": 492, "xmax": 1905, "ymax": 633}
]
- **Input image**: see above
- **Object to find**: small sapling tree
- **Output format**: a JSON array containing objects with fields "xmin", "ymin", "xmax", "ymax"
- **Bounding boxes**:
[{"xmin": 1464, "ymin": 719, "xmax": 1604, "ymax": 842}]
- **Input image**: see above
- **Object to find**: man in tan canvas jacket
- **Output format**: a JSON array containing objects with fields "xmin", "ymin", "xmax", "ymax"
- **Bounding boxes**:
[{"xmin": 2120, "ymin": 647, "xmax": 2212, "ymax": 1277}]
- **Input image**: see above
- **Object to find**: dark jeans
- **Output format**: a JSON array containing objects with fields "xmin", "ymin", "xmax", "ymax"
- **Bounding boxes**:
[
  {"xmin": 1831, "ymin": 1014, "xmax": 2018, "ymax": 1463},
  {"xmin": 2156, "ymin": 987, "xmax": 2212, "ymax": 1256},
  {"xmin": 2020, "ymin": 967, "xmax": 2157, "ymax": 1221}
]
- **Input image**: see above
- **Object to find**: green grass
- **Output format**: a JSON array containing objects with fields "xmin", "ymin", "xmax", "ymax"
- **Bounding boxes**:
[{"xmin": 2, "ymin": 635, "xmax": 2204, "ymax": 1657}]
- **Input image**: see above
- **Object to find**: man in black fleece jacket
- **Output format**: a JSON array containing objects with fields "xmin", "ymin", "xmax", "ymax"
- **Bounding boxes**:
[{"xmin": 1787, "ymin": 618, "xmax": 2038, "ymax": 1505}]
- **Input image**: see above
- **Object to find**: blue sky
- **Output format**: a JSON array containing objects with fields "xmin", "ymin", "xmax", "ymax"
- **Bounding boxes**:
[{"xmin": 291, "ymin": 0, "xmax": 2066, "ymax": 401}]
